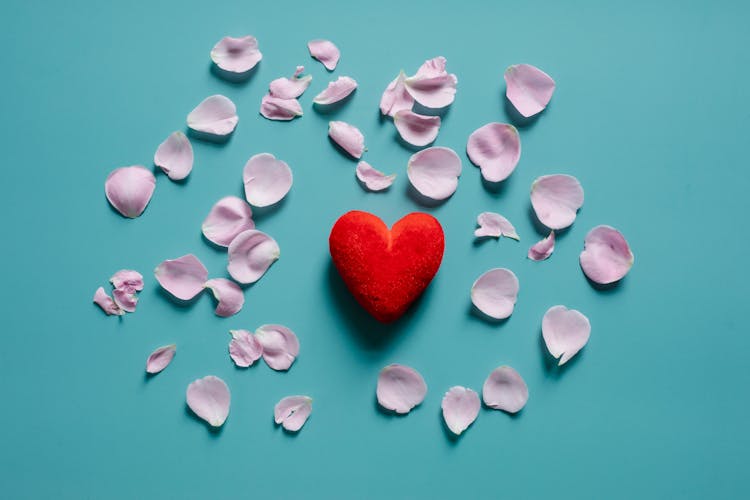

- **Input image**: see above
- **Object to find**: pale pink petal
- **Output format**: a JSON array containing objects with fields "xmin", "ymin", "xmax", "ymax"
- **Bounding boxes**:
[
  {"xmin": 474, "ymin": 212, "xmax": 519, "ymax": 240},
  {"xmin": 380, "ymin": 71, "xmax": 414, "ymax": 117},
  {"xmin": 242, "ymin": 153, "xmax": 293, "ymax": 207},
  {"xmin": 441, "ymin": 386, "xmax": 480, "ymax": 435},
  {"xmin": 307, "ymin": 39, "xmax": 340, "ymax": 71},
  {"xmin": 393, "ymin": 110, "xmax": 441, "ymax": 146},
  {"xmin": 542, "ymin": 305, "xmax": 591, "ymax": 365},
  {"xmin": 146, "ymin": 344, "xmax": 176, "ymax": 374},
  {"xmin": 228, "ymin": 329, "xmax": 263, "ymax": 367},
  {"xmin": 483, "ymin": 366, "xmax": 528, "ymax": 413},
  {"xmin": 259, "ymin": 94, "xmax": 303, "ymax": 121},
  {"xmin": 110, "ymin": 270, "xmax": 144, "ymax": 293},
  {"xmin": 530, "ymin": 174, "xmax": 584, "ymax": 230},
  {"xmin": 404, "ymin": 56, "xmax": 458, "ymax": 109},
  {"xmin": 328, "ymin": 121, "xmax": 365, "ymax": 159},
  {"xmin": 204, "ymin": 278, "xmax": 244, "ymax": 317},
  {"xmin": 580, "ymin": 225, "xmax": 634, "ymax": 284},
  {"xmin": 112, "ymin": 288, "xmax": 138, "ymax": 313},
  {"xmin": 154, "ymin": 131, "xmax": 193, "ymax": 181},
  {"xmin": 201, "ymin": 196, "xmax": 254, "ymax": 247},
  {"xmin": 466, "ymin": 123, "xmax": 521, "ymax": 182},
  {"xmin": 93, "ymin": 287, "xmax": 123, "ymax": 316},
  {"xmin": 210, "ymin": 35, "xmax": 262, "ymax": 73},
  {"xmin": 376, "ymin": 364, "xmax": 427, "ymax": 414},
  {"xmin": 269, "ymin": 66, "xmax": 312, "ymax": 99},
  {"xmin": 274, "ymin": 395, "xmax": 313, "ymax": 432},
  {"xmin": 471, "ymin": 268, "xmax": 519, "ymax": 320},
  {"xmin": 104, "ymin": 166, "xmax": 156, "ymax": 218},
  {"xmin": 154, "ymin": 254, "xmax": 209, "ymax": 301},
  {"xmin": 227, "ymin": 230, "xmax": 280, "ymax": 284},
  {"xmin": 187, "ymin": 95, "xmax": 238, "ymax": 136},
  {"xmin": 528, "ymin": 231, "xmax": 555, "ymax": 261},
  {"xmin": 407, "ymin": 146, "xmax": 462, "ymax": 200},
  {"xmin": 186, "ymin": 376, "xmax": 230, "ymax": 427},
  {"xmin": 356, "ymin": 161, "xmax": 395, "ymax": 191},
  {"xmin": 505, "ymin": 64, "xmax": 555, "ymax": 118},
  {"xmin": 313, "ymin": 76, "xmax": 357, "ymax": 105},
  {"xmin": 255, "ymin": 324, "xmax": 299, "ymax": 371}
]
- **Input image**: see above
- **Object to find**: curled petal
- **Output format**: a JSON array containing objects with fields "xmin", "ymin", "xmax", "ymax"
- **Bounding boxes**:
[
  {"xmin": 204, "ymin": 278, "xmax": 244, "ymax": 317},
  {"xmin": 110, "ymin": 270, "xmax": 144, "ymax": 293},
  {"xmin": 255, "ymin": 324, "xmax": 299, "ymax": 371},
  {"xmin": 441, "ymin": 386, "xmax": 480, "ymax": 435},
  {"xmin": 154, "ymin": 254, "xmax": 209, "ymax": 301},
  {"xmin": 260, "ymin": 94, "xmax": 303, "ymax": 121},
  {"xmin": 482, "ymin": 366, "xmax": 528, "ymax": 413},
  {"xmin": 227, "ymin": 230, "xmax": 280, "ymax": 284},
  {"xmin": 186, "ymin": 376, "xmax": 230, "ymax": 427},
  {"xmin": 404, "ymin": 56, "xmax": 457, "ymax": 108},
  {"xmin": 269, "ymin": 66, "xmax": 312, "ymax": 99},
  {"xmin": 104, "ymin": 166, "xmax": 156, "ymax": 218},
  {"xmin": 393, "ymin": 110, "xmax": 440, "ymax": 146},
  {"xmin": 201, "ymin": 196, "xmax": 254, "ymax": 247},
  {"xmin": 356, "ymin": 161, "xmax": 395, "ymax": 191},
  {"xmin": 580, "ymin": 225, "xmax": 634, "ymax": 284},
  {"xmin": 471, "ymin": 268, "xmax": 519, "ymax": 320},
  {"xmin": 466, "ymin": 123, "xmax": 521, "ymax": 182},
  {"xmin": 528, "ymin": 231, "xmax": 555, "ymax": 261},
  {"xmin": 474, "ymin": 212, "xmax": 519, "ymax": 240},
  {"xmin": 228, "ymin": 329, "xmax": 263, "ymax": 367},
  {"xmin": 154, "ymin": 131, "xmax": 193, "ymax": 181},
  {"xmin": 274, "ymin": 395, "xmax": 313, "ymax": 432},
  {"xmin": 376, "ymin": 364, "xmax": 427, "ymax": 414},
  {"xmin": 210, "ymin": 35, "xmax": 262, "ymax": 73},
  {"xmin": 380, "ymin": 71, "xmax": 414, "ymax": 117},
  {"xmin": 187, "ymin": 95, "xmax": 238, "ymax": 136},
  {"xmin": 530, "ymin": 174, "xmax": 584, "ymax": 230},
  {"xmin": 505, "ymin": 64, "xmax": 555, "ymax": 117},
  {"xmin": 93, "ymin": 287, "xmax": 123, "ymax": 316},
  {"xmin": 242, "ymin": 153, "xmax": 293, "ymax": 207},
  {"xmin": 112, "ymin": 288, "xmax": 138, "ymax": 312},
  {"xmin": 313, "ymin": 76, "xmax": 357, "ymax": 105},
  {"xmin": 328, "ymin": 121, "xmax": 365, "ymax": 159},
  {"xmin": 146, "ymin": 344, "xmax": 176, "ymax": 374},
  {"xmin": 542, "ymin": 305, "xmax": 591, "ymax": 366},
  {"xmin": 407, "ymin": 146, "xmax": 462, "ymax": 200},
  {"xmin": 307, "ymin": 39, "xmax": 340, "ymax": 70}
]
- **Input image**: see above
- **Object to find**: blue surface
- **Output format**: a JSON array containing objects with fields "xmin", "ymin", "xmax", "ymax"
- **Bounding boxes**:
[{"xmin": 1, "ymin": 0, "xmax": 748, "ymax": 498}]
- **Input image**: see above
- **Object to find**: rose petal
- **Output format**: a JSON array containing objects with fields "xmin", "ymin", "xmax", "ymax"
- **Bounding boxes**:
[
  {"xmin": 542, "ymin": 305, "xmax": 591, "ymax": 366},
  {"xmin": 210, "ymin": 35, "xmax": 262, "ymax": 73},
  {"xmin": 530, "ymin": 174, "xmax": 584, "ymax": 230},
  {"xmin": 186, "ymin": 376, "xmax": 230, "ymax": 427},
  {"xmin": 471, "ymin": 268, "xmax": 519, "ymax": 320},
  {"xmin": 201, "ymin": 196, "xmax": 254, "ymax": 247},
  {"xmin": 104, "ymin": 166, "xmax": 156, "ymax": 218},
  {"xmin": 204, "ymin": 278, "xmax": 244, "ymax": 317},
  {"xmin": 505, "ymin": 64, "xmax": 555, "ymax": 117},
  {"xmin": 260, "ymin": 94, "xmax": 303, "ymax": 121},
  {"xmin": 393, "ymin": 110, "xmax": 441, "ymax": 146},
  {"xmin": 404, "ymin": 56, "xmax": 457, "ymax": 109},
  {"xmin": 579, "ymin": 225, "xmax": 634, "ymax": 284},
  {"xmin": 227, "ymin": 230, "xmax": 280, "ymax": 284},
  {"xmin": 380, "ymin": 71, "xmax": 414, "ymax": 117},
  {"xmin": 441, "ymin": 386, "xmax": 480, "ymax": 435},
  {"xmin": 228, "ymin": 329, "xmax": 263, "ymax": 368},
  {"xmin": 93, "ymin": 287, "xmax": 123, "ymax": 316},
  {"xmin": 307, "ymin": 39, "xmax": 340, "ymax": 70},
  {"xmin": 269, "ymin": 66, "xmax": 312, "ymax": 99},
  {"xmin": 407, "ymin": 146, "xmax": 462, "ymax": 200},
  {"xmin": 528, "ymin": 231, "xmax": 555, "ymax": 261},
  {"xmin": 242, "ymin": 153, "xmax": 293, "ymax": 207},
  {"xmin": 154, "ymin": 131, "xmax": 193, "ymax": 181},
  {"xmin": 474, "ymin": 212, "xmax": 519, "ymax": 240},
  {"xmin": 313, "ymin": 76, "xmax": 357, "ymax": 105},
  {"xmin": 255, "ymin": 324, "xmax": 299, "ymax": 371},
  {"xmin": 146, "ymin": 344, "xmax": 176, "ymax": 374},
  {"xmin": 274, "ymin": 395, "xmax": 313, "ymax": 432},
  {"xmin": 482, "ymin": 366, "xmax": 528, "ymax": 413},
  {"xmin": 112, "ymin": 288, "xmax": 138, "ymax": 313},
  {"xmin": 376, "ymin": 364, "xmax": 427, "ymax": 414},
  {"xmin": 328, "ymin": 121, "xmax": 365, "ymax": 159},
  {"xmin": 110, "ymin": 270, "xmax": 144, "ymax": 293},
  {"xmin": 187, "ymin": 95, "xmax": 238, "ymax": 136},
  {"xmin": 356, "ymin": 161, "xmax": 395, "ymax": 191},
  {"xmin": 466, "ymin": 123, "xmax": 521, "ymax": 183},
  {"xmin": 154, "ymin": 254, "xmax": 209, "ymax": 301}
]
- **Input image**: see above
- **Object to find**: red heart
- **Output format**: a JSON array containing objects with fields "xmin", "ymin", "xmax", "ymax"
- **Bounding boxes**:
[{"xmin": 329, "ymin": 211, "xmax": 445, "ymax": 323}]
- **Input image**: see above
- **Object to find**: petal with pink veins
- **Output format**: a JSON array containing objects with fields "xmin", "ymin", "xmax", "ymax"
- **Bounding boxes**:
[
  {"xmin": 530, "ymin": 174, "xmax": 584, "ymax": 230},
  {"xmin": 483, "ymin": 366, "xmax": 528, "ymax": 413},
  {"xmin": 210, "ymin": 35, "xmax": 262, "ymax": 73},
  {"xmin": 269, "ymin": 66, "xmax": 312, "ymax": 99},
  {"xmin": 474, "ymin": 212, "xmax": 519, "ymax": 240},
  {"xmin": 146, "ymin": 344, "xmax": 176, "ymax": 374},
  {"xmin": 328, "ymin": 121, "xmax": 365, "ymax": 159},
  {"xmin": 110, "ymin": 270, "xmax": 144, "ymax": 293},
  {"xmin": 93, "ymin": 287, "xmax": 123, "ymax": 316},
  {"xmin": 313, "ymin": 76, "xmax": 357, "ymax": 105},
  {"xmin": 104, "ymin": 166, "xmax": 156, "ymax": 218},
  {"xmin": 471, "ymin": 268, "xmax": 519, "ymax": 320},
  {"xmin": 380, "ymin": 71, "xmax": 414, "ymax": 117},
  {"xmin": 407, "ymin": 146, "xmax": 462, "ymax": 200},
  {"xmin": 113, "ymin": 288, "xmax": 138, "ymax": 313},
  {"xmin": 255, "ymin": 324, "xmax": 299, "ymax": 371},
  {"xmin": 201, "ymin": 196, "xmax": 254, "ymax": 247},
  {"xmin": 154, "ymin": 254, "xmax": 209, "ymax": 301},
  {"xmin": 307, "ymin": 39, "xmax": 340, "ymax": 70},
  {"xmin": 204, "ymin": 278, "xmax": 244, "ymax": 317},
  {"xmin": 376, "ymin": 364, "xmax": 427, "ymax": 414},
  {"xmin": 441, "ymin": 386, "xmax": 480, "ymax": 435},
  {"xmin": 466, "ymin": 123, "xmax": 521, "ymax": 183},
  {"xmin": 227, "ymin": 230, "xmax": 280, "ymax": 284},
  {"xmin": 404, "ymin": 56, "xmax": 457, "ymax": 109},
  {"xmin": 260, "ymin": 94, "xmax": 303, "ymax": 121},
  {"xmin": 393, "ymin": 110, "xmax": 440, "ymax": 146},
  {"xmin": 356, "ymin": 161, "xmax": 395, "ymax": 192},
  {"xmin": 242, "ymin": 153, "xmax": 293, "ymax": 207},
  {"xmin": 528, "ymin": 231, "xmax": 555, "ymax": 261},
  {"xmin": 274, "ymin": 395, "xmax": 313, "ymax": 432},
  {"xmin": 154, "ymin": 131, "xmax": 193, "ymax": 181},
  {"xmin": 228, "ymin": 329, "xmax": 263, "ymax": 367},
  {"xmin": 186, "ymin": 376, "xmax": 230, "ymax": 427},
  {"xmin": 187, "ymin": 95, "xmax": 238, "ymax": 136},
  {"xmin": 542, "ymin": 305, "xmax": 591, "ymax": 365},
  {"xmin": 580, "ymin": 225, "xmax": 634, "ymax": 284},
  {"xmin": 505, "ymin": 64, "xmax": 555, "ymax": 117}
]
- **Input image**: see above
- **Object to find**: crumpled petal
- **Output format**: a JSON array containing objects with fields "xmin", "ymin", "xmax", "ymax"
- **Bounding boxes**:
[
  {"xmin": 313, "ymin": 76, "xmax": 357, "ymax": 105},
  {"xmin": 393, "ymin": 110, "xmax": 440, "ymax": 146},
  {"xmin": 210, "ymin": 35, "xmax": 262, "ymax": 73},
  {"xmin": 110, "ymin": 270, "xmax": 144, "ymax": 293},
  {"xmin": 466, "ymin": 123, "xmax": 521, "ymax": 182},
  {"xmin": 112, "ymin": 288, "xmax": 138, "ymax": 312},
  {"xmin": 227, "ymin": 230, "xmax": 280, "ymax": 284},
  {"xmin": 93, "ymin": 287, "xmax": 123, "ymax": 316},
  {"xmin": 274, "ymin": 395, "xmax": 313, "ymax": 432},
  {"xmin": 187, "ymin": 95, "xmax": 238, "ymax": 136},
  {"xmin": 307, "ymin": 39, "xmax": 340, "ymax": 70},
  {"xmin": 407, "ymin": 146, "xmax": 462, "ymax": 200},
  {"xmin": 482, "ymin": 366, "xmax": 528, "ymax": 413},
  {"xmin": 255, "ymin": 324, "xmax": 299, "ymax": 371},
  {"xmin": 228, "ymin": 329, "xmax": 263, "ymax": 367},
  {"xmin": 260, "ymin": 94, "xmax": 303, "ymax": 121},
  {"xmin": 542, "ymin": 305, "xmax": 591, "ymax": 366},
  {"xmin": 580, "ymin": 225, "xmax": 634, "ymax": 284},
  {"xmin": 528, "ymin": 231, "xmax": 555, "ymax": 261},
  {"xmin": 204, "ymin": 278, "xmax": 244, "ymax": 317},
  {"xmin": 104, "ymin": 166, "xmax": 156, "ymax": 218},
  {"xmin": 154, "ymin": 254, "xmax": 209, "ymax": 301},
  {"xmin": 403, "ymin": 56, "xmax": 457, "ymax": 109},
  {"xmin": 328, "ymin": 121, "xmax": 365, "ymax": 159},
  {"xmin": 505, "ymin": 64, "xmax": 555, "ymax": 117},
  {"xmin": 471, "ymin": 268, "xmax": 519, "ymax": 320},
  {"xmin": 243, "ymin": 153, "xmax": 293, "ymax": 207},
  {"xmin": 474, "ymin": 212, "xmax": 519, "ymax": 240},
  {"xmin": 146, "ymin": 344, "xmax": 176, "ymax": 374},
  {"xmin": 186, "ymin": 376, "xmax": 230, "ymax": 427},
  {"xmin": 530, "ymin": 174, "xmax": 584, "ymax": 230},
  {"xmin": 201, "ymin": 196, "xmax": 254, "ymax": 247},
  {"xmin": 356, "ymin": 161, "xmax": 395, "ymax": 191},
  {"xmin": 269, "ymin": 66, "xmax": 312, "ymax": 99},
  {"xmin": 376, "ymin": 364, "xmax": 427, "ymax": 414},
  {"xmin": 441, "ymin": 386, "xmax": 480, "ymax": 435},
  {"xmin": 380, "ymin": 71, "xmax": 414, "ymax": 117},
  {"xmin": 154, "ymin": 131, "xmax": 193, "ymax": 181}
]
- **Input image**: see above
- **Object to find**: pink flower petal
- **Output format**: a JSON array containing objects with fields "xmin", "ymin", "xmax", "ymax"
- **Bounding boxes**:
[
  {"xmin": 242, "ymin": 153, "xmax": 293, "ymax": 207},
  {"xmin": 530, "ymin": 174, "xmax": 584, "ymax": 230},
  {"xmin": 393, "ymin": 110, "xmax": 441, "ymax": 146},
  {"xmin": 201, "ymin": 196, "xmax": 254, "ymax": 247},
  {"xmin": 227, "ymin": 230, "xmax": 280, "ymax": 284},
  {"xmin": 356, "ymin": 161, "xmax": 395, "ymax": 191},
  {"xmin": 274, "ymin": 395, "xmax": 313, "ymax": 432},
  {"xmin": 255, "ymin": 324, "xmax": 299, "ymax": 371},
  {"xmin": 404, "ymin": 56, "xmax": 458, "ymax": 109},
  {"xmin": 504, "ymin": 64, "xmax": 555, "ymax": 118},
  {"xmin": 307, "ymin": 39, "xmax": 340, "ymax": 71},
  {"xmin": 186, "ymin": 376, "xmax": 230, "ymax": 427},
  {"xmin": 210, "ymin": 35, "xmax": 262, "ymax": 73},
  {"xmin": 528, "ymin": 231, "xmax": 555, "ymax": 261},
  {"xmin": 328, "ymin": 121, "xmax": 365, "ymax": 159},
  {"xmin": 471, "ymin": 268, "xmax": 519, "ymax": 320},
  {"xmin": 542, "ymin": 305, "xmax": 591, "ymax": 366},
  {"xmin": 380, "ymin": 71, "xmax": 414, "ymax": 117},
  {"xmin": 466, "ymin": 123, "xmax": 521, "ymax": 182},
  {"xmin": 441, "ymin": 386, "xmax": 480, "ymax": 435},
  {"xmin": 579, "ymin": 225, "xmax": 634, "ymax": 284},
  {"xmin": 154, "ymin": 131, "xmax": 193, "ymax": 181},
  {"xmin": 474, "ymin": 212, "xmax": 519, "ymax": 240},
  {"xmin": 228, "ymin": 329, "xmax": 263, "ymax": 368},
  {"xmin": 269, "ymin": 66, "xmax": 312, "ymax": 99},
  {"xmin": 313, "ymin": 76, "xmax": 357, "ymax": 105},
  {"xmin": 93, "ymin": 287, "xmax": 123, "ymax": 316},
  {"xmin": 482, "ymin": 366, "xmax": 528, "ymax": 413},
  {"xmin": 112, "ymin": 288, "xmax": 138, "ymax": 313},
  {"xmin": 104, "ymin": 166, "xmax": 156, "ymax": 218},
  {"xmin": 146, "ymin": 344, "xmax": 176, "ymax": 374},
  {"xmin": 407, "ymin": 146, "xmax": 462, "ymax": 200},
  {"xmin": 187, "ymin": 95, "xmax": 238, "ymax": 136},
  {"xmin": 110, "ymin": 270, "xmax": 144, "ymax": 293},
  {"xmin": 259, "ymin": 94, "xmax": 303, "ymax": 121},
  {"xmin": 154, "ymin": 254, "xmax": 209, "ymax": 301},
  {"xmin": 376, "ymin": 364, "xmax": 427, "ymax": 414},
  {"xmin": 204, "ymin": 278, "xmax": 244, "ymax": 317}
]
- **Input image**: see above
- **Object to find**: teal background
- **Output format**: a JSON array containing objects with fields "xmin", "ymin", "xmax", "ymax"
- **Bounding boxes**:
[{"xmin": 1, "ymin": 0, "xmax": 747, "ymax": 498}]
